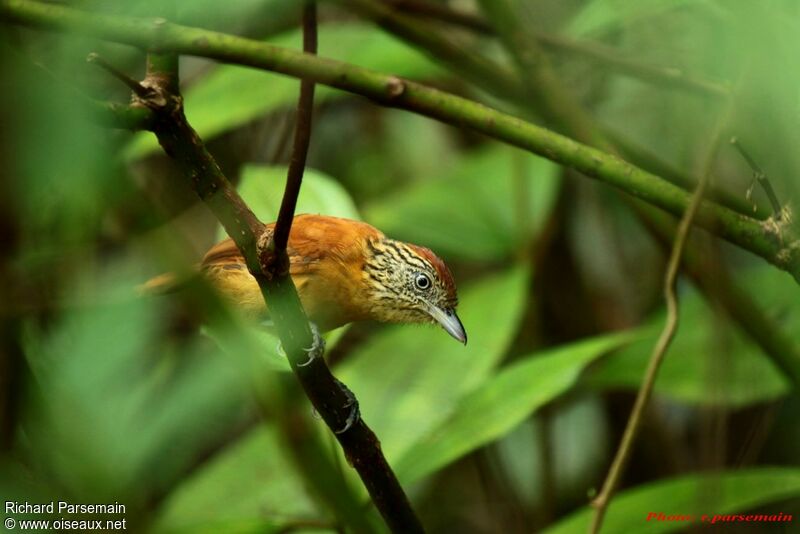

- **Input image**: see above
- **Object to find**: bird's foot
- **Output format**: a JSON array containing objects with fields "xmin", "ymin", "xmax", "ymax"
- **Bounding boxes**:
[
  {"xmin": 275, "ymin": 322, "xmax": 325, "ymax": 366},
  {"xmin": 333, "ymin": 377, "xmax": 360, "ymax": 434},
  {"xmin": 297, "ymin": 322, "xmax": 325, "ymax": 367}
]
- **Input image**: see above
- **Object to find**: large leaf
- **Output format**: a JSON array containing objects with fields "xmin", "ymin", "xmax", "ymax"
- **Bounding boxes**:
[
  {"xmin": 20, "ymin": 262, "xmax": 258, "ymax": 504},
  {"xmin": 364, "ymin": 144, "xmax": 560, "ymax": 261},
  {"xmin": 394, "ymin": 332, "xmax": 635, "ymax": 484},
  {"xmin": 544, "ymin": 468, "xmax": 800, "ymax": 534},
  {"xmin": 125, "ymin": 23, "xmax": 443, "ymax": 159},
  {"xmin": 586, "ymin": 265, "xmax": 797, "ymax": 407},
  {"xmin": 215, "ymin": 164, "xmax": 359, "ymax": 241},
  {"xmin": 337, "ymin": 266, "xmax": 530, "ymax": 461},
  {"xmin": 151, "ymin": 426, "xmax": 317, "ymax": 534}
]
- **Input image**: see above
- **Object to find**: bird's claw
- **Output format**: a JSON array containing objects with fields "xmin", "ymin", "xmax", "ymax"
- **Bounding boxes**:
[
  {"xmin": 297, "ymin": 322, "xmax": 325, "ymax": 367},
  {"xmin": 333, "ymin": 378, "xmax": 360, "ymax": 434},
  {"xmin": 275, "ymin": 322, "xmax": 325, "ymax": 366}
]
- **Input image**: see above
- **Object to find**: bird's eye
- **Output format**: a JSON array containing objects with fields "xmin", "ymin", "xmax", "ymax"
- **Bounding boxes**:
[{"xmin": 414, "ymin": 273, "xmax": 432, "ymax": 290}]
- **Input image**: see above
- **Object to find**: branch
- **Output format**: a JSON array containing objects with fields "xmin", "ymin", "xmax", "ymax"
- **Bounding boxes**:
[
  {"xmin": 271, "ymin": 2, "xmax": 317, "ymax": 258},
  {"xmin": 730, "ymin": 137, "xmax": 783, "ymax": 220},
  {"xmin": 387, "ymin": 0, "xmax": 730, "ymax": 99},
  {"xmin": 1, "ymin": 0, "xmax": 797, "ymax": 282}
]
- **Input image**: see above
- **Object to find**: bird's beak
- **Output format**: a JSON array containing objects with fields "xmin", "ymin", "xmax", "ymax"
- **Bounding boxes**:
[{"xmin": 427, "ymin": 306, "xmax": 467, "ymax": 345}]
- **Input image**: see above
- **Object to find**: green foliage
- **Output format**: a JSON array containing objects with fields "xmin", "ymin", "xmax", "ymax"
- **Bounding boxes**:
[
  {"xmin": 365, "ymin": 144, "xmax": 560, "ymax": 261},
  {"xmin": 567, "ymin": 0, "xmax": 719, "ymax": 37},
  {"xmin": 125, "ymin": 23, "xmax": 443, "ymax": 159},
  {"xmin": 15, "ymin": 263, "xmax": 257, "ymax": 509},
  {"xmin": 588, "ymin": 265, "xmax": 797, "ymax": 406},
  {"xmin": 5, "ymin": 0, "xmax": 800, "ymax": 531},
  {"xmin": 152, "ymin": 426, "xmax": 316, "ymax": 534},
  {"xmin": 394, "ymin": 332, "xmax": 635, "ymax": 484}
]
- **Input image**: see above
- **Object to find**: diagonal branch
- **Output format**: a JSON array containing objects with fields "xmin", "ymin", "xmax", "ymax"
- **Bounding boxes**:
[{"xmin": 730, "ymin": 137, "xmax": 783, "ymax": 220}]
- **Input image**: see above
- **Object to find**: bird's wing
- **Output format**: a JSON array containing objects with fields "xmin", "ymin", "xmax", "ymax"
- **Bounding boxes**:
[
  {"xmin": 201, "ymin": 214, "xmax": 385, "ymax": 273},
  {"xmin": 200, "ymin": 233, "xmax": 321, "ymax": 276},
  {"xmin": 147, "ymin": 215, "xmax": 386, "ymax": 327}
]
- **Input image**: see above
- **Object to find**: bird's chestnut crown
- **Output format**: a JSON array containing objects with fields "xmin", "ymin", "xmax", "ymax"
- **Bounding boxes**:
[{"xmin": 363, "ymin": 237, "xmax": 466, "ymax": 344}]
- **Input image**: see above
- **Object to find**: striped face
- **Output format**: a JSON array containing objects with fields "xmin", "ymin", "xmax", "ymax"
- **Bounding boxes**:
[{"xmin": 363, "ymin": 238, "xmax": 466, "ymax": 344}]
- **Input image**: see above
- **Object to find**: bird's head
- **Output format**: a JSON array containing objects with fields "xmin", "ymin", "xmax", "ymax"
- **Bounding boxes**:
[{"xmin": 362, "ymin": 238, "xmax": 466, "ymax": 344}]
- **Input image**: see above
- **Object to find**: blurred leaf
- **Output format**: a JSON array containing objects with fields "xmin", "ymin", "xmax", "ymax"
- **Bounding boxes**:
[
  {"xmin": 202, "ymin": 325, "xmax": 288, "ymax": 372},
  {"xmin": 337, "ymin": 266, "xmax": 530, "ymax": 461},
  {"xmin": 318, "ymin": 109, "xmax": 458, "ymax": 200},
  {"xmin": 586, "ymin": 265, "xmax": 796, "ymax": 407},
  {"xmin": 543, "ymin": 468, "xmax": 800, "ymax": 534},
  {"xmin": 3, "ymin": 41, "xmax": 121, "ymax": 246},
  {"xmin": 22, "ymin": 264, "xmax": 161, "ymax": 497},
  {"xmin": 567, "ymin": 0, "xmax": 720, "ymax": 37},
  {"xmin": 395, "ymin": 332, "xmax": 634, "ymax": 483},
  {"xmin": 20, "ymin": 261, "xmax": 268, "ymax": 508},
  {"xmin": 496, "ymin": 396, "xmax": 611, "ymax": 507},
  {"xmin": 152, "ymin": 425, "xmax": 317, "ymax": 534},
  {"xmin": 125, "ymin": 23, "xmax": 443, "ymax": 159},
  {"xmin": 364, "ymin": 145, "xmax": 560, "ymax": 261},
  {"xmin": 215, "ymin": 165, "xmax": 359, "ymax": 241},
  {"xmin": 205, "ymin": 323, "xmax": 350, "ymax": 374}
]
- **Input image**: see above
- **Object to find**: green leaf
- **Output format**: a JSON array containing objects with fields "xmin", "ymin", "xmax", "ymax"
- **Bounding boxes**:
[
  {"xmin": 125, "ymin": 23, "xmax": 443, "ymax": 159},
  {"xmin": 394, "ymin": 332, "xmax": 635, "ymax": 484},
  {"xmin": 543, "ymin": 468, "xmax": 800, "ymax": 534},
  {"xmin": 337, "ymin": 266, "xmax": 530, "ymax": 461},
  {"xmin": 586, "ymin": 265, "xmax": 796, "ymax": 407},
  {"xmin": 152, "ymin": 426, "xmax": 317, "ymax": 533},
  {"xmin": 21, "ymin": 262, "xmax": 260, "ymax": 503},
  {"xmin": 363, "ymin": 144, "xmax": 560, "ymax": 261},
  {"xmin": 215, "ymin": 164, "xmax": 359, "ymax": 241}
]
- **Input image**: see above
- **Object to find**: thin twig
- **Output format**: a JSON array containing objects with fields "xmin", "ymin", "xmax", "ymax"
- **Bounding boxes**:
[
  {"xmin": 87, "ymin": 52, "xmax": 152, "ymax": 98},
  {"xmin": 607, "ymin": 129, "xmax": 769, "ymax": 220},
  {"xmin": 588, "ymin": 108, "xmax": 731, "ymax": 533},
  {"xmin": 259, "ymin": 6, "xmax": 424, "ymax": 531},
  {"xmin": 271, "ymin": 1, "xmax": 317, "ymax": 257},
  {"xmin": 22, "ymin": 54, "xmax": 155, "ymax": 129},
  {"xmin": 730, "ymin": 137, "xmax": 782, "ymax": 220}
]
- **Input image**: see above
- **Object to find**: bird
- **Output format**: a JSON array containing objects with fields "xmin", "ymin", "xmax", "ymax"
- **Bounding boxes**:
[{"xmin": 145, "ymin": 214, "xmax": 467, "ymax": 344}]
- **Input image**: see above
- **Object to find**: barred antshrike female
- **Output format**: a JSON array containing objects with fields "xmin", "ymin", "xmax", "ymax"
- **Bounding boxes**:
[{"xmin": 149, "ymin": 214, "xmax": 466, "ymax": 343}]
